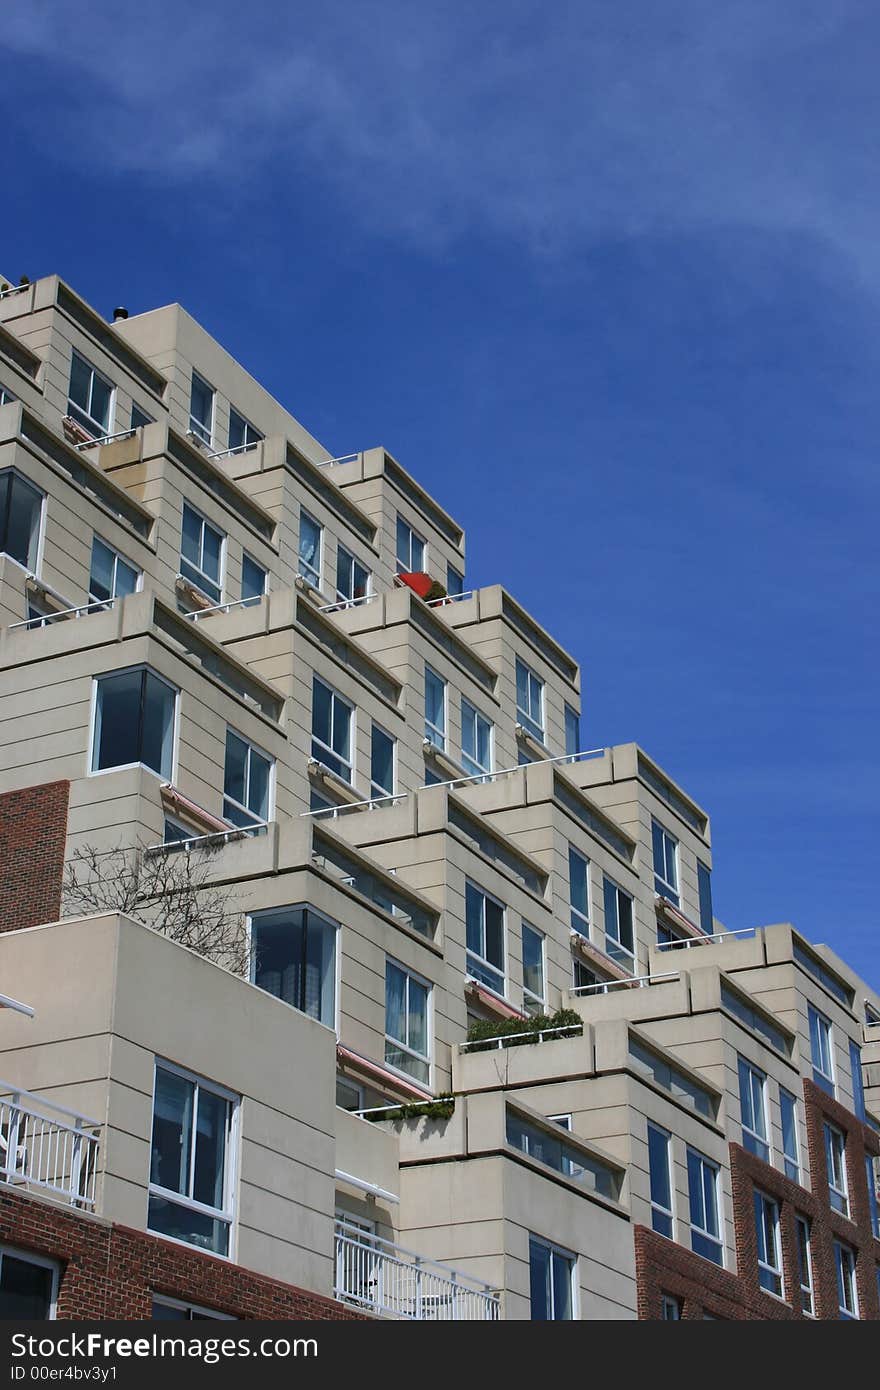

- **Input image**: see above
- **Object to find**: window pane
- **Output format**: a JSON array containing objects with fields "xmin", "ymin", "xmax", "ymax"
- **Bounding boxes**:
[
  {"xmin": 94, "ymin": 668, "xmax": 142, "ymax": 770},
  {"xmin": 648, "ymin": 1126, "xmax": 671, "ymax": 1212},
  {"xmin": 90, "ymin": 373, "xmax": 112, "ymax": 430},
  {"xmin": 485, "ymin": 898, "xmax": 504, "ymax": 968},
  {"xmin": 150, "ymin": 1067, "xmax": 193, "ymax": 1196},
  {"xmin": 522, "ymin": 925, "xmax": 543, "ymax": 1000},
  {"xmin": 2, "ymin": 473, "xmax": 42, "ymax": 569},
  {"xmin": 312, "ymin": 679, "xmax": 331, "ymax": 746},
  {"xmin": 224, "ymin": 730, "xmax": 247, "ymax": 804},
  {"xmin": 147, "ymin": 1194, "xmax": 228, "ymax": 1256},
  {"xmin": 697, "ymin": 862, "xmax": 713, "ymax": 934},
  {"xmin": 192, "ymin": 1087, "xmax": 228, "ymax": 1211},
  {"xmin": 407, "ymin": 977, "xmax": 428, "ymax": 1056},
  {"xmin": 242, "ymin": 555, "xmax": 266, "ymax": 602},
  {"xmin": 465, "ymin": 882, "xmax": 482, "ymax": 955},
  {"xmin": 529, "ymin": 1239, "xmax": 551, "ymax": 1320},
  {"xmin": 371, "ymin": 726, "xmax": 394, "ymax": 796},
  {"xmin": 181, "ymin": 505, "xmax": 202, "ymax": 565},
  {"xmin": 0, "ymin": 1255, "xmax": 54, "ymax": 1318},
  {"xmin": 89, "ymin": 538, "xmax": 115, "ymax": 603},
  {"xmin": 69, "ymin": 353, "xmax": 91, "ymax": 412},
  {"xmin": 551, "ymin": 1251, "xmax": 572, "ymax": 1319},
  {"xmin": 385, "ymin": 962, "xmax": 407, "ymax": 1043},
  {"xmin": 248, "ymin": 748, "xmax": 270, "ymax": 819},
  {"xmin": 141, "ymin": 672, "xmax": 175, "ymax": 777}
]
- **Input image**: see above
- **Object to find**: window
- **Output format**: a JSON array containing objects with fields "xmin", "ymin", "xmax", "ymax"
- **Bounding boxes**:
[
  {"xmin": 686, "ymin": 1148, "xmax": 722, "ymax": 1265},
  {"xmin": 298, "ymin": 511, "xmax": 322, "ymax": 588},
  {"xmin": 568, "ymin": 846, "xmax": 590, "ymax": 938},
  {"xmin": 396, "ymin": 515, "xmax": 425, "ymax": 572},
  {"xmin": 652, "ymin": 820, "xmax": 679, "ymax": 904},
  {"xmin": 92, "ymin": 667, "xmax": 176, "ymax": 779},
  {"xmin": 793, "ymin": 941, "xmax": 852, "ymax": 1007},
  {"xmin": 515, "ymin": 658, "xmax": 544, "ymax": 742},
  {"xmin": 522, "ymin": 923, "xmax": 545, "ymax": 1013},
  {"xmin": 721, "ymin": 983, "xmax": 788, "ymax": 1055},
  {"xmin": 251, "ymin": 906, "xmax": 337, "ymax": 1026},
  {"xmin": 89, "ymin": 536, "xmax": 139, "ymax": 606},
  {"xmin": 737, "ymin": 1057, "xmax": 769, "ymax": 1161},
  {"xmin": 465, "ymin": 882, "xmax": 505, "ymax": 996},
  {"xmin": 163, "ymin": 818, "xmax": 195, "ymax": 845},
  {"xmin": 796, "ymin": 1216, "xmax": 814, "ymax": 1314},
  {"xmin": 148, "ymin": 1061, "xmax": 236, "ymax": 1257},
  {"xmin": 824, "ymin": 1122, "xmax": 849, "ymax": 1215},
  {"xmin": 446, "ymin": 564, "xmax": 464, "ymax": 596},
  {"xmin": 180, "ymin": 503, "xmax": 224, "ymax": 604},
  {"xmin": 0, "ymin": 469, "xmax": 43, "ymax": 571},
  {"xmin": 507, "ymin": 1111, "xmax": 621, "ymax": 1199},
  {"xmin": 223, "ymin": 729, "xmax": 272, "ymax": 828},
  {"xmin": 809, "ymin": 1005, "xmax": 835, "ymax": 1095},
  {"xmin": 661, "ymin": 1293, "xmax": 682, "ymax": 1320},
  {"xmin": 0, "ymin": 386, "xmax": 16, "ymax": 407},
  {"xmin": 573, "ymin": 959, "xmax": 599, "ymax": 992},
  {"xmin": 189, "ymin": 372, "xmax": 214, "ymax": 444},
  {"xmin": 311, "ymin": 678, "xmax": 354, "ymax": 783},
  {"xmin": 849, "ymin": 1039, "xmax": 866, "ymax": 1121},
  {"xmin": 834, "ymin": 1241, "xmax": 858, "ymax": 1319},
  {"xmin": 241, "ymin": 554, "xmax": 267, "ymax": 605},
  {"xmin": 564, "ymin": 704, "xmax": 580, "ymax": 760},
  {"xmin": 628, "ymin": 1038, "xmax": 717, "ymax": 1118},
  {"xmin": 697, "ymin": 861, "xmax": 713, "ymax": 935},
  {"xmin": 228, "ymin": 407, "xmax": 262, "ymax": 452},
  {"xmin": 602, "ymin": 877, "xmax": 634, "ymax": 970},
  {"xmin": 529, "ymin": 1236, "xmax": 575, "ymax": 1320},
  {"xmin": 370, "ymin": 725, "xmax": 395, "ymax": 801},
  {"xmin": 0, "ymin": 1247, "xmax": 57, "ymax": 1318},
  {"xmin": 866, "ymin": 1155, "xmax": 879, "ymax": 1239},
  {"xmin": 131, "ymin": 403, "xmax": 152, "ymax": 431},
  {"xmin": 336, "ymin": 545, "xmax": 370, "ymax": 605},
  {"xmin": 648, "ymin": 1123, "xmax": 674, "ymax": 1238},
  {"xmin": 152, "ymin": 1296, "xmax": 232, "ymax": 1320},
  {"xmin": 753, "ymin": 1190, "xmax": 782, "ymax": 1296},
  {"xmin": 461, "ymin": 699, "xmax": 493, "ymax": 781},
  {"xmin": 780, "ymin": 1088, "xmax": 800, "ymax": 1182},
  {"xmin": 336, "ymin": 1076, "xmax": 364, "ymax": 1112},
  {"xmin": 68, "ymin": 350, "xmax": 113, "ymax": 437},
  {"xmin": 385, "ymin": 960, "xmax": 430, "ymax": 1084},
  {"xmin": 424, "ymin": 667, "xmax": 447, "ymax": 751}
]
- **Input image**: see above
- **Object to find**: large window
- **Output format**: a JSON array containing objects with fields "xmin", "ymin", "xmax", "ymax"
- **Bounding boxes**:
[
  {"xmin": 385, "ymin": 960, "xmax": 430, "ymax": 1085},
  {"xmin": 89, "ymin": 536, "xmax": 139, "ymax": 607},
  {"xmin": 686, "ymin": 1148, "xmax": 722, "ymax": 1265},
  {"xmin": 529, "ymin": 1236, "xmax": 575, "ymax": 1321},
  {"xmin": 465, "ymin": 882, "xmax": 505, "ymax": 996},
  {"xmin": 507, "ymin": 1111, "xmax": 620, "ymax": 1200},
  {"xmin": 568, "ymin": 846, "xmax": 590, "ymax": 938},
  {"xmin": 737, "ymin": 1057, "xmax": 769, "ymax": 1161},
  {"xmin": 0, "ymin": 1247, "xmax": 57, "ymax": 1319},
  {"xmin": 189, "ymin": 372, "xmax": 214, "ymax": 445},
  {"xmin": 796, "ymin": 1216, "xmax": 814, "ymax": 1315},
  {"xmin": 808, "ymin": 1005, "xmax": 835, "ymax": 1096},
  {"xmin": 522, "ymin": 923, "xmax": 545, "ymax": 1013},
  {"xmin": 824, "ymin": 1122, "xmax": 849, "ymax": 1216},
  {"xmin": 251, "ymin": 906, "xmax": 337, "ymax": 1027},
  {"xmin": 515, "ymin": 658, "xmax": 544, "ymax": 743},
  {"xmin": 241, "ymin": 554, "xmax": 267, "ymax": 606},
  {"xmin": 370, "ymin": 725, "xmax": 395, "ymax": 802},
  {"xmin": 697, "ymin": 861, "xmax": 713, "ymax": 935},
  {"xmin": 849, "ymin": 1039, "xmax": 866, "ymax": 1121},
  {"xmin": 336, "ymin": 546, "xmax": 370, "ymax": 606},
  {"xmin": 461, "ymin": 699, "xmax": 493, "ymax": 781},
  {"xmin": 446, "ymin": 564, "xmax": 464, "ymax": 596},
  {"xmin": 311, "ymin": 677, "xmax": 354, "ymax": 783},
  {"xmin": 647, "ymin": 1123, "xmax": 674, "ymax": 1238},
  {"xmin": 180, "ymin": 503, "xmax": 224, "ymax": 604},
  {"xmin": 298, "ymin": 511, "xmax": 322, "ymax": 588},
  {"xmin": 92, "ymin": 667, "xmax": 176, "ymax": 779},
  {"xmin": 424, "ymin": 667, "xmax": 447, "ymax": 751},
  {"xmin": 753, "ymin": 1190, "xmax": 782, "ymax": 1297},
  {"xmin": 395, "ymin": 515, "xmax": 425, "ymax": 572},
  {"xmin": 227, "ymin": 407, "xmax": 262, "ymax": 452},
  {"xmin": 628, "ymin": 1038, "xmax": 716, "ymax": 1119},
  {"xmin": 68, "ymin": 351, "xmax": 113, "ymax": 437},
  {"xmin": 0, "ymin": 469, "xmax": 43, "ymax": 571},
  {"xmin": 652, "ymin": 820, "xmax": 679, "ymax": 904},
  {"xmin": 780, "ymin": 1087, "xmax": 800, "ymax": 1182},
  {"xmin": 834, "ymin": 1241, "xmax": 858, "ymax": 1319},
  {"xmin": 602, "ymin": 877, "xmax": 634, "ymax": 970},
  {"xmin": 564, "ymin": 704, "xmax": 580, "ymax": 761},
  {"xmin": 223, "ymin": 730, "xmax": 272, "ymax": 828},
  {"xmin": 148, "ymin": 1061, "xmax": 237, "ymax": 1257}
]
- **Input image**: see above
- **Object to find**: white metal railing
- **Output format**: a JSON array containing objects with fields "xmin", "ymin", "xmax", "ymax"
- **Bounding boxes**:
[
  {"xmin": 459, "ymin": 1023, "xmax": 582, "ymax": 1053},
  {"xmin": 316, "ymin": 453, "xmax": 361, "ymax": 469},
  {"xmin": 145, "ymin": 821, "xmax": 269, "ymax": 854},
  {"xmin": 656, "ymin": 929, "xmax": 756, "ymax": 952},
  {"xmin": 9, "ymin": 596, "xmax": 119, "ymax": 631},
  {"xmin": 318, "ymin": 592, "xmax": 381, "ymax": 615},
  {"xmin": 570, "ymin": 970, "xmax": 680, "ymax": 996},
  {"xmin": 426, "ymin": 590, "xmax": 476, "ymax": 607},
  {"xmin": 0, "ymin": 1083, "xmax": 100, "ymax": 1209},
  {"xmin": 334, "ymin": 1221, "xmax": 499, "ymax": 1320},
  {"xmin": 209, "ymin": 441, "xmax": 261, "ymax": 461},
  {"xmin": 300, "ymin": 791, "xmax": 408, "ymax": 819},
  {"xmin": 184, "ymin": 596, "xmax": 263, "ymax": 621},
  {"xmin": 0, "ymin": 283, "xmax": 28, "ymax": 300},
  {"xmin": 418, "ymin": 747, "xmax": 605, "ymax": 793},
  {"xmin": 74, "ymin": 428, "xmax": 137, "ymax": 450}
]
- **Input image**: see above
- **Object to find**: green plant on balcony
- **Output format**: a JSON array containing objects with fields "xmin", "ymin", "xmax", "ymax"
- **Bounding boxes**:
[
  {"xmin": 465, "ymin": 1008, "xmax": 582, "ymax": 1053},
  {"xmin": 363, "ymin": 1093, "xmax": 456, "ymax": 1123}
]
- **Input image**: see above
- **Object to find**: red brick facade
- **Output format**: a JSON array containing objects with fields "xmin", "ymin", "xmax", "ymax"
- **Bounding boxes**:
[
  {"xmin": 0, "ymin": 781, "xmax": 69, "ymax": 934},
  {"xmin": 0, "ymin": 1188, "xmax": 366, "ymax": 1320}
]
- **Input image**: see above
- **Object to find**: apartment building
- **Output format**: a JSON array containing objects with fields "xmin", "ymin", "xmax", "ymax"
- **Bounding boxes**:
[{"xmin": 0, "ymin": 271, "xmax": 877, "ymax": 1321}]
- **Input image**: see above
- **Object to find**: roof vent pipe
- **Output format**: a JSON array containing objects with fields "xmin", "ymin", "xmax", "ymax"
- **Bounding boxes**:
[{"xmin": 112, "ymin": 306, "xmax": 129, "ymax": 321}]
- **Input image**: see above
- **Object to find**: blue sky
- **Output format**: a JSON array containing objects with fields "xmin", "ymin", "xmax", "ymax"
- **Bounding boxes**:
[{"xmin": 3, "ymin": 1, "xmax": 878, "ymax": 983}]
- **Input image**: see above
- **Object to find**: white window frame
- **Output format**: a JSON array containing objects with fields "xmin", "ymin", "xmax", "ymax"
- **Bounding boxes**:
[
  {"xmin": 189, "ymin": 371, "xmax": 215, "ymax": 445},
  {"xmin": 528, "ymin": 1234, "xmax": 577, "ymax": 1321},
  {"xmin": 661, "ymin": 1293, "xmax": 682, "ymax": 1320},
  {"xmin": 737, "ymin": 1056, "xmax": 770, "ymax": 1162},
  {"xmin": 754, "ymin": 1189, "xmax": 783, "ymax": 1298},
  {"xmin": 465, "ymin": 881, "xmax": 506, "ymax": 998},
  {"xmin": 834, "ymin": 1240, "xmax": 858, "ymax": 1319},
  {"xmin": 515, "ymin": 658, "xmax": 545, "ymax": 743},
  {"xmin": 89, "ymin": 665, "xmax": 178, "ymax": 782},
  {"xmin": 0, "ymin": 467, "xmax": 45, "ymax": 575},
  {"xmin": 335, "ymin": 544, "xmax": 371, "ymax": 606},
  {"xmin": 564, "ymin": 703, "xmax": 580, "ymax": 761},
  {"xmin": 395, "ymin": 515, "xmax": 426, "ymax": 573},
  {"xmin": 0, "ymin": 1245, "xmax": 59, "ymax": 1319},
  {"xmin": 180, "ymin": 501, "xmax": 225, "ymax": 604},
  {"xmin": 779, "ymin": 1087, "xmax": 800, "ymax": 1182},
  {"xmin": 227, "ymin": 406, "xmax": 262, "ymax": 453},
  {"xmin": 249, "ymin": 904, "xmax": 339, "ymax": 1032},
  {"xmin": 298, "ymin": 510, "xmax": 323, "ymax": 589},
  {"xmin": 652, "ymin": 819, "xmax": 679, "ymax": 904},
  {"xmin": 223, "ymin": 727, "xmax": 274, "ymax": 828},
  {"xmin": 568, "ymin": 845, "xmax": 590, "ymax": 938},
  {"xmin": 796, "ymin": 1215, "xmax": 814, "ymax": 1315},
  {"xmin": 89, "ymin": 534, "xmax": 141, "ymax": 606},
  {"xmin": 424, "ymin": 666, "xmax": 447, "ymax": 751},
  {"xmin": 147, "ymin": 1058, "xmax": 239, "ymax": 1261},
  {"xmin": 647, "ymin": 1122, "xmax": 675, "ymax": 1239},
  {"xmin": 602, "ymin": 875, "xmax": 635, "ymax": 969},
  {"xmin": 809, "ymin": 1005, "xmax": 835, "ymax": 1096},
  {"xmin": 68, "ymin": 349, "xmax": 115, "ymax": 438},
  {"xmin": 824, "ymin": 1121, "xmax": 849, "ymax": 1216},
  {"xmin": 461, "ymin": 697, "xmax": 493, "ymax": 782},
  {"xmin": 241, "ymin": 553, "xmax": 268, "ymax": 606},
  {"xmin": 311, "ymin": 677, "xmax": 355, "ymax": 785},
  {"xmin": 370, "ymin": 723, "xmax": 396, "ymax": 802},
  {"xmin": 152, "ymin": 1294, "xmax": 234, "ymax": 1321},
  {"xmin": 521, "ymin": 921, "xmax": 545, "ymax": 1013},
  {"xmin": 384, "ymin": 957, "xmax": 431, "ymax": 1086},
  {"xmin": 686, "ymin": 1147, "xmax": 723, "ymax": 1266}
]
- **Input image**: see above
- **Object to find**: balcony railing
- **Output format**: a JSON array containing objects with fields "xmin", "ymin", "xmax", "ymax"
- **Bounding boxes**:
[
  {"xmin": 570, "ymin": 970, "xmax": 680, "ymax": 996},
  {"xmin": 334, "ymin": 1221, "xmax": 500, "ymax": 1320},
  {"xmin": 656, "ymin": 928, "xmax": 755, "ymax": 952},
  {"xmin": 9, "ymin": 597, "xmax": 120, "ymax": 631},
  {"xmin": 0, "ymin": 1083, "xmax": 101, "ymax": 1209}
]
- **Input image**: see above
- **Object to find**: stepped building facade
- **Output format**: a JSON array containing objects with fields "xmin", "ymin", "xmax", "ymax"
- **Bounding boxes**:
[{"xmin": 0, "ymin": 272, "xmax": 877, "ymax": 1321}]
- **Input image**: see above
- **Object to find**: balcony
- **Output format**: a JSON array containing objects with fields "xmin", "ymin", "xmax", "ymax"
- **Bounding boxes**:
[
  {"xmin": 0, "ymin": 1082, "xmax": 100, "ymax": 1209},
  {"xmin": 334, "ymin": 1220, "xmax": 500, "ymax": 1320}
]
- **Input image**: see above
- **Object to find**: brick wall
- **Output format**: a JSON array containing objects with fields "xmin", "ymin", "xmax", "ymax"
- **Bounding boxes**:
[
  {"xmin": 0, "ymin": 781, "xmax": 69, "ymax": 933},
  {"xmin": 0, "ymin": 1189, "xmax": 366, "ymax": 1320}
]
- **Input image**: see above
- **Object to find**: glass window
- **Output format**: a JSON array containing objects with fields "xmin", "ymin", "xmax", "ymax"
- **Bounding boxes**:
[
  {"xmin": 311, "ymin": 677, "xmax": 354, "ymax": 783},
  {"xmin": 424, "ymin": 667, "xmax": 446, "ymax": 751},
  {"xmin": 515, "ymin": 658, "xmax": 544, "ymax": 743},
  {"xmin": 163, "ymin": 818, "xmax": 195, "ymax": 845},
  {"xmin": 227, "ymin": 407, "xmax": 262, "ymax": 452},
  {"xmin": 251, "ymin": 906, "xmax": 336, "ymax": 1026},
  {"xmin": 395, "ymin": 515, "xmax": 425, "ymax": 573},
  {"xmin": 385, "ymin": 960, "xmax": 430, "ymax": 1084},
  {"xmin": 180, "ymin": 503, "xmax": 224, "ymax": 604},
  {"xmin": 780, "ymin": 1088, "xmax": 800, "ymax": 1182},
  {"xmin": 298, "ymin": 511, "xmax": 322, "ymax": 588},
  {"xmin": 754, "ymin": 1190, "xmax": 782, "ymax": 1296},
  {"xmin": 568, "ymin": 846, "xmax": 590, "ymax": 937},
  {"xmin": 602, "ymin": 877, "xmax": 634, "ymax": 970},
  {"xmin": 0, "ymin": 469, "xmax": 43, "ymax": 571},
  {"xmin": 722, "ymin": 983, "xmax": 789, "ymax": 1055},
  {"xmin": 131, "ymin": 403, "xmax": 153, "ymax": 431},
  {"xmin": 336, "ymin": 1076, "xmax": 364, "ymax": 1112},
  {"xmin": 687, "ymin": 1148, "xmax": 722, "ymax": 1265},
  {"xmin": 834, "ymin": 1241, "xmax": 858, "ymax": 1319},
  {"xmin": 241, "ymin": 554, "xmax": 267, "ymax": 605},
  {"xmin": 507, "ymin": 1112, "xmax": 621, "ymax": 1200},
  {"xmin": 652, "ymin": 820, "xmax": 679, "ymax": 904},
  {"xmin": 809, "ymin": 1006, "xmax": 835, "ymax": 1095},
  {"xmin": 0, "ymin": 386, "xmax": 16, "ymax": 407},
  {"xmin": 628, "ymin": 1038, "xmax": 717, "ymax": 1118},
  {"xmin": 465, "ymin": 882, "xmax": 505, "ymax": 996},
  {"xmin": 446, "ymin": 564, "xmax": 464, "ymax": 596},
  {"xmin": 89, "ymin": 536, "xmax": 139, "ymax": 607},
  {"xmin": 824, "ymin": 1122, "xmax": 849, "ymax": 1215},
  {"xmin": 564, "ymin": 704, "xmax": 580, "ymax": 761},
  {"xmin": 796, "ymin": 1216, "xmax": 813, "ymax": 1315},
  {"xmin": 370, "ymin": 725, "xmax": 395, "ymax": 801},
  {"xmin": 336, "ymin": 545, "xmax": 370, "ymax": 605},
  {"xmin": 0, "ymin": 1248, "xmax": 56, "ymax": 1318},
  {"xmin": 92, "ymin": 667, "xmax": 176, "ymax": 779},
  {"xmin": 529, "ymin": 1236, "xmax": 574, "ymax": 1320},
  {"xmin": 461, "ymin": 699, "xmax": 493, "ymax": 781},
  {"xmin": 793, "ymin": 942, "xmax": 853, "ymax": 1007},
  {"xmin": 152, "ymin": 1297, "xmax": 231, "ymax": 1320},
  {"xmin": 148, "ymin": 1062, "xmax": 235, "ymax": 1256},
  {"xmin": 697, "ymin": 861, "xmax": 713, "ymax": 935},
  {"xmin": 223, "ymin": 729, "xmax": 272, "ymax": 828},
  {"xmin": 866, "ymin": 1155, "xmax": 879, "ymax": 1239},
  {"xmin": 737, "ymin": 1057, "xmax": 769, "ymax": 1162},
  {"xmin": 68, "ymin": 350, "xmax": 113, "ymax": 437},
  {"xmin": 522, "ymin": 923, "xmax": 545, "ymax": 1012},
  {"xmin": 849, "ymin": 1039, "xmax": 866, "ymax": 1121},
  {"xmin": 661, "ymin": 1293, "xmax": 682, "ymax": 1320},
  {"xmin": 648, "ymin": 1123, "xmax": 674, "ymax": 1238},
  {"xmin": 189, "ymin": 372, "xmax": 214, "ymax": 444}
]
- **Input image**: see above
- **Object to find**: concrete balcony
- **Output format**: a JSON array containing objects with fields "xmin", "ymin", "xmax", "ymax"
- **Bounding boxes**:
[
  {"xmin": 333, "ymin": 1219, "xmax": 500, "ymax": 1320},
  {"xmin": 0, "ymin": 1081, "xmax": 100, "ymax": 1209}
]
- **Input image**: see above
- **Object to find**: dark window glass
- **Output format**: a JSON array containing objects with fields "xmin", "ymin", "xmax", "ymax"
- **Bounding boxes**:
[
  {"xmin": 0, "ymin": 1254, "xmax": 54, "ymax": 1318},
  {"xmin": 0, "ymin": 471, "xmax": 42, "ymax": 570}
]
